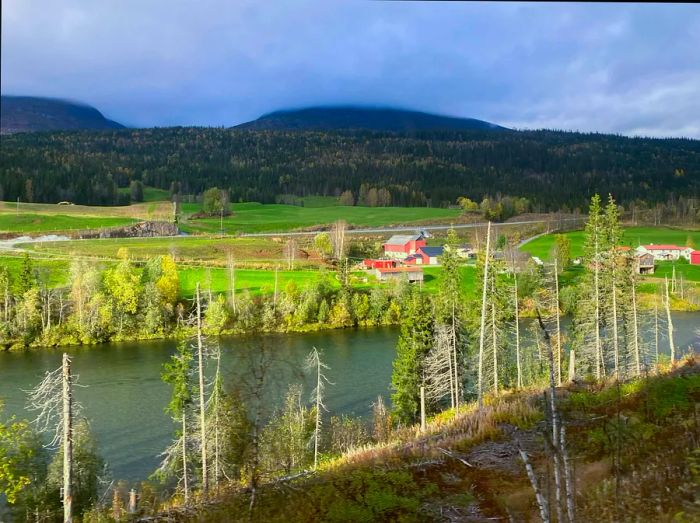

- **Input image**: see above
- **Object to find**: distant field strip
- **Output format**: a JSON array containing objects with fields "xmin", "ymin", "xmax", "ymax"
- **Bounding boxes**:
[
  {"xmin": 179, "ymin": 202, "xmax": 462, "ymax": 234},
  {"xmin": 0, "ymin": 213, "xmax": 138, "ymax": 233},
  {"xmin": 520, "ymin": 226, "xmax": 700, "ymax": 260}
]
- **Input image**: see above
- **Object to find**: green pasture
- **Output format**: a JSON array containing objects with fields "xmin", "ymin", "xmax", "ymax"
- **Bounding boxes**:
[
  {"xmin": 0, "ymin": 256, "xmax": 70, "ymax": 288},
  {"xmin": 0, "ymin": 213, "xmax": 137, "ymax": 234},
  {"xmin": 180, "ymin": 202, "xmax": 461, "ymax": 234},
  {"xmin": 117, "ymin": 186, "xmax": 171, "ymax": 202},
  {"xmin": 521, "ymin": 227, "xmax": 700, "ymax": 260},
  {"xmin": 652, "ymin": 261, "xmax": 700, "ymax": 282},
  {"xmin": 22, "ymin": 236, "xmax": 291, "ymax": 264}
]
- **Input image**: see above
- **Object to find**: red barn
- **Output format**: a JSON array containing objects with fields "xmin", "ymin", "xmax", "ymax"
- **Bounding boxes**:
[
  {"xmin": 383, "ymin": 234, "xmax": 426, "ymax": 259},
  {"xmin": 691, "ymin": 250, "xmax": 700, "ymax": 265},
  {"xmin": 363, "ymin": 259, "xmax": 396, "ymax": 269}
]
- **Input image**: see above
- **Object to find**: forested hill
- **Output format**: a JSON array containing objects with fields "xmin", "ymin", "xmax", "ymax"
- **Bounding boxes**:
[
  {"xmin": 235, "ymin": 106, "xmax": 504, "ymax": 132},
  {"xmin": 0, "ymin": 126, "xmax": 698, "ymax": 209},
  {"xmin": 0, "ymin": 96, "xmax": 124, "ymax": 134}
]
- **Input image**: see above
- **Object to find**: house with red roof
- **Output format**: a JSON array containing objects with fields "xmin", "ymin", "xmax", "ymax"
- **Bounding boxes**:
[
  {"xmin": 639, "ymin": 244, "xmax": 684, "ymax": 261},
  {"xmin": 383, "ymin": 234, "xmax": 426, "ymax": 259}
]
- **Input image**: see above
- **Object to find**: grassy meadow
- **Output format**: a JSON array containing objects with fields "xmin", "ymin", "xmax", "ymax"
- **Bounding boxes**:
[
  {"xmin": 179, "ymin": 201, "xmax": 462, "ymax": 234},
  {"xmin": 521, "ymin": 226, "xmax": 700, "ymax": 260}
]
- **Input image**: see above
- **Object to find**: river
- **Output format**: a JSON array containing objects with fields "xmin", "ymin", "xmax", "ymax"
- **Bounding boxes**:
[{"xmin": 0, "ymin": 313, "xmax": 698, "ymax": 484}]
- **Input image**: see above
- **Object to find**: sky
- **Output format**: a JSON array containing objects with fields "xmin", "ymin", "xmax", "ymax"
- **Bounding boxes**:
[{"xmin": 2, "ymin": 1, "xmax": 699, "ymax": 138}]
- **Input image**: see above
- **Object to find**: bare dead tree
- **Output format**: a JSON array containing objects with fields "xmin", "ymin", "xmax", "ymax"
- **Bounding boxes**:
[
  {"xmin": 477, "ymin": 221, "xmax": 492, "ymax": 408},
  {"xmin": 424, "ymin": 325, "xmax": 455, "ymax": 408},
  {"xmin": 26, "ymin": 354, "xmax": 81, "ymax": 523},
  {"xmin": 664, "ymin": 276, "xmax": 675, "ymax": 364},
  {"xmin": 536, "ymin": 311, "xmax": 565, "ymax": 523},
  {"xmin": 330, "ymin": 220, "xmax": 347, "ymax": 260},
  {"xmin": 284, "ymin": 238, "xmax": 297, "ymax": 270},
  {"xmin": 631, "ymin": 273, "xmax": 641, "ymax": 376},
  {"xmin": 518, "ymin": 443, "xmax": 550, "ymax": 523},
  {"xmin": 226, "ymin": 251, "xmax": 236, "ymax": 314},
  {"xmin": 554, "ymin": 260, "xmax": 563, "ymax": 386},
  {"xmin": 195, "ymin": 284, "xmax": 209, "ymax": 495},
  {"xmin": 306, "ymin": 347, "xmax": 333, "ymax": 470},
  {"xmin": 514, "ymin": 273, "xmax": 523, "ymax": 388}
]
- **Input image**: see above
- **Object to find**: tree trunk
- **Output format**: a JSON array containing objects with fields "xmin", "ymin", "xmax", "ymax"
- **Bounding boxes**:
[
  {"xmin": 519, "ymin": 446, "xmax": 550, "ymax": 523},
  {"xmin": 273, "ymin": 265, "xmax": 279, "ymax": 312},
  {"xmin": 491, "ymin": 301, "xmax": 498, "ymax": 395},
  {"xmin": 611, "ymin": 269, "xmax": 620, "ymax": 377},
  {"xmin": 314, "ymin": 353, "xmax": 321, "ymax": 470},
  {"xmin": 182, "ymin": 413, "xmax": 189, "ymax": 503},
  {"xmin": 594, "ymin": 240, "xmax": 603, "ymax": 379},
  {"xmin": 477, "ymin": 221, "xmax": 491, "ymax": 408},
  {"xmin": 514, "ymin": 274, "xmax": 522, "ymax": 388},
  {"xmin": 196, "ymin": 284, "xmax": 209, "ymax": 494},
  {"xmin": 420, "ymin": 385, "xmax": 426, "ymax": 433},
  {"xmin": 631, "ymin": 278, "xmax": 641, "ymax": 376},
  {"xmin": 654, "ymin": 301, "xmax": 659, "ymax": 369},
  {"xmin": 664, "ymin": 276, "xmax": 675, "ymax": 364},
  {"xmin": 554, "ymin": 260, "xmax": 562, "ymax": 386},
  {"xmin": 560, "ymin": 424, "xmax": 576, "ymax": 523},
  {"xmin": 227, "ymin": 253, "xmax": 236, "ymax": 314},
  {"xmin": 62, "ymin": 354, "xmax": 73, "ymax": 523}
]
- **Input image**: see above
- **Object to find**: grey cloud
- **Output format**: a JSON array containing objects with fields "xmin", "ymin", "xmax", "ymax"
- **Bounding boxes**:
[{"xmin": 2, "ymin": 1, "xmax": 698, "ymax": 137}]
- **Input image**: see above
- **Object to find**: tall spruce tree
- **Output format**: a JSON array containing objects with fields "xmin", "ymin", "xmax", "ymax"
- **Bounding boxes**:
[{"xmin": 390, "ymin": 288, "xmax": 434, "ymax": 425}]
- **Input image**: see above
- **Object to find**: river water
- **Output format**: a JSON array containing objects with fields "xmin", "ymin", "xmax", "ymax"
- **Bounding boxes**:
[{"xmin": 0, "ymin": 314, "xmax": 698, "ymax": 483}]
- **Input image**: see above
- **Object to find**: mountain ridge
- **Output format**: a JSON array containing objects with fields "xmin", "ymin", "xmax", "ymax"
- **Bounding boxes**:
[
  {"xmin": 0, "ymin": 95, "xmax": 124, "ymax": 134},
  {"xmin": 235, "ymin": 106, "xmax": 506, "ymax": 132}
]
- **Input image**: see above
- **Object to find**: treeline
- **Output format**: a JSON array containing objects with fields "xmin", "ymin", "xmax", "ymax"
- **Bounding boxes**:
[
  {"xmin": 1, "ymin": 127, "xmax": 698, "ymax": 209},
  {"xmin": 0, "ymin": 253, "xmax": 406, "ymax": 350}
]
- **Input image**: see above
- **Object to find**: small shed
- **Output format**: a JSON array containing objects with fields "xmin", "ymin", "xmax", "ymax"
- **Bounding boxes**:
[
  {"xmin": 375, "ymin": 267, "xmax": 424, "ymax": 283},
  {"xmin": 634, "ymin": 252, "xmax": 655, "ymax": 274}
]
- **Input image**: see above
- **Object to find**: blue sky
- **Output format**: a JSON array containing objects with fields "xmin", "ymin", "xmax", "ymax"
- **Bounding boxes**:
[{"xmin": 2, "ymin": 1, "xmax": 699, "ymax": 137}]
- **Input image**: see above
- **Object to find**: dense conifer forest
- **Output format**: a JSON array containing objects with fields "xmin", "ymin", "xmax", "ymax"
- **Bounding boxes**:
[{"xmin": 1, "ymin": 127, "xmax": 698, "ymax": 208}]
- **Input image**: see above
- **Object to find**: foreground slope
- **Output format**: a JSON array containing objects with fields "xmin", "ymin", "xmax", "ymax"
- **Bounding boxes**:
[{"xmin": 145, "ymin": 358, "xmax": 699, "ymax": 522}]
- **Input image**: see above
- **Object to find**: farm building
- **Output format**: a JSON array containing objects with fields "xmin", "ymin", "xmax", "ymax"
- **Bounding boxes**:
[
  {"xmin": 633, "ymin": 252, "xmax": 655, "ymax": 274},
  {"xmin": 418, "ymin": 246, "xmax": 444, "ymax": 265},
  {"xmin": 639, "ymin": 244, "xmax": 684, "ymax": 261},
  {"xmin": 455, "ymin": 243, "xmax": 476, "ymax": 259},
  {"xmin": 383, "ymin": 234, "xmax": 426, "ymax": 259},
  {"xmin": 691, "ymin": 250, "xmax": 700, "ymax": 265},
  {"xmin": 375, "ymin": 266, "xmax": 424, "ymax": 283},
  {"xmin": 363, "ymin": 259, "xmax": 396, "ymax": 269}
]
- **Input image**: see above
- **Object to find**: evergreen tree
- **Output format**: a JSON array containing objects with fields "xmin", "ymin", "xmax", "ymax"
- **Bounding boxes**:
[{"xmin": 390, "ymin": 289, "xmax": 434, "ymax": 425}]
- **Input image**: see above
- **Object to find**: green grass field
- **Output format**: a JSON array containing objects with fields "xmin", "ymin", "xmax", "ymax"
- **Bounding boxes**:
[
  {"xmin": 652, "ymin": 262, "xmax": 700, "ymax": 282},
  {"xmin": 0, "ymin": 214, "xmax": 137, "ymax": 234},
  {"xmin": 520, "ymin": 227, "xmax": 700, "ymax": 260},
  {"xmin": 22, "ymin": 236, "xmax": 292, "ymax": 264},
  {"xmin": 180, "ymin": 202, "xmax": 461, "ymax": 234},
  {"xmin": 117, "ymin": 186, "xmax": 171, "ymax": 202}
]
